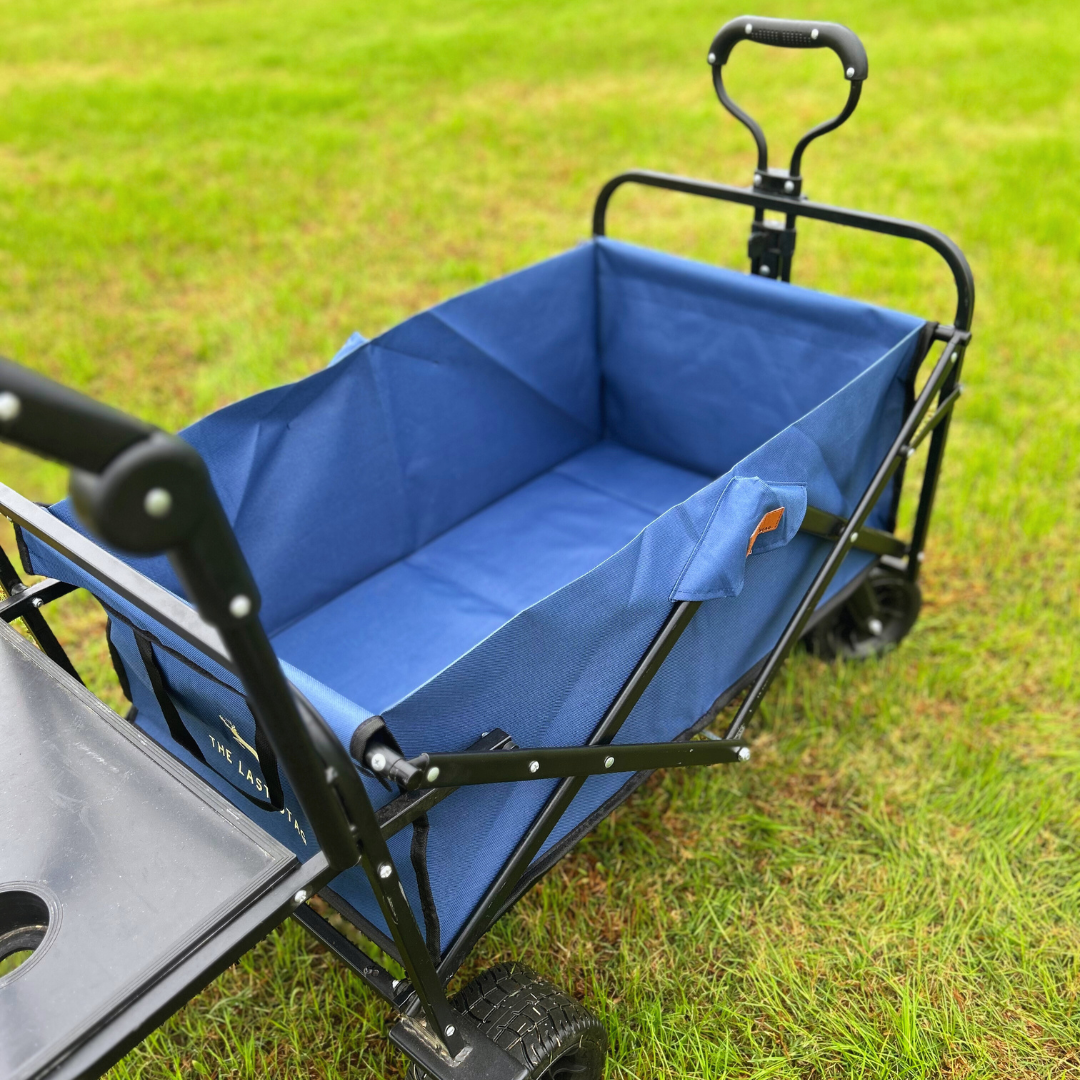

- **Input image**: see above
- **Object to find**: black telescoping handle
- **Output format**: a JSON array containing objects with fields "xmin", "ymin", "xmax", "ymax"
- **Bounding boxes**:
[
  {"xmin": 709, "ymin": 16, "xmax": 868, "ymax": 81},
  {"xmin": 0, "ymin": 355, "xmax": 360, "ymax": 871},
  {"xmin": 708, "ymin": 16, "xmax": 868, "ymax": 178}
]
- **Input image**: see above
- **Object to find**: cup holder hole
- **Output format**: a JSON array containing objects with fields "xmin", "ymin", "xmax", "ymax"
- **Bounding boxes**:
[{"xmin": 0, "ymin": 890, "xmax": 50, "ymax": 978}]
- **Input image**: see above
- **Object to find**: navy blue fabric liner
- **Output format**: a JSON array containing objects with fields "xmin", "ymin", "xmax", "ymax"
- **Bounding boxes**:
[{"xmin": 23, "ymin": 237, "xmax": 923, "ymax": 956}]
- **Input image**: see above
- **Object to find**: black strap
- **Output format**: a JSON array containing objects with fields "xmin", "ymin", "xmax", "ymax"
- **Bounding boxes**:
[
  {"xmin": 131, "ymin": 627, "xmax": 284, "ymax": 811},
  {"xmin": 410, "ymin": 813, "xmax": 442, "ymax": 963},
  {"xmin": 106, "ymin": 616, "xmax": 134, "ymax": 705}
]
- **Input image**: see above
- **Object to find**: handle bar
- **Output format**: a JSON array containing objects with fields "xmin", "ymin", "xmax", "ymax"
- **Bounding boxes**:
[
  {"xmin": 709, "ymin": 17, "xmax": 867, "ymax": 80},
  {"xmin": 0, "ymin": 356, "xmax": 361, "ymax": 872},
  {"xmin": 708, "ymin": 15, "xmax": 868, "ymax": 179}
]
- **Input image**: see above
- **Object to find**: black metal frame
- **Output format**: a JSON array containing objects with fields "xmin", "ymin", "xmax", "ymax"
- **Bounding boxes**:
[{"xmin": 0, "ymin": 15, "xmax": 974, "ymax": 1079}]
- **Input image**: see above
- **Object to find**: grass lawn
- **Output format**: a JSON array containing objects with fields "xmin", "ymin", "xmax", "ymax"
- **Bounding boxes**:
[{"xmin": 2, "ymin": 0, "xmax": 1079, "ymax": 1076}]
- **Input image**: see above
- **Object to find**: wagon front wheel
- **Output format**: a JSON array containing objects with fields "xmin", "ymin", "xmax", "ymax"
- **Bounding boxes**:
[
  {"xmin": 406, "ymin": 962, "xmax": 607, "ymax": 1080},
  {"xmin": 803, "ymin": 563, "xmax": 922, "ymax": 660}
]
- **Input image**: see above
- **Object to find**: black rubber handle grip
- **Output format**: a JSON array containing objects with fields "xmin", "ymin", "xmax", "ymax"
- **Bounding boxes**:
[
  {"xmin": 0, "ymin": 355, "xmax": 154, "ymax": 473},
  {"xmin": 709, "ymin": 16, "xmax": 868, "ymax": 81}
]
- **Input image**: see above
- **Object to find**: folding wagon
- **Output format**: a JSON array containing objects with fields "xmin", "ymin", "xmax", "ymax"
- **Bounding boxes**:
[{"xmin": 0, "ymin": 16, "xmax": 974, "ymax": 1080}]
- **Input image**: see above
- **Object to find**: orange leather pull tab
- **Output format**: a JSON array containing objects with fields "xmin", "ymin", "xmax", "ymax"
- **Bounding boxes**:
[{"xmin": 746, "ymin": 507, "xmax": 785, "ymax": 556}]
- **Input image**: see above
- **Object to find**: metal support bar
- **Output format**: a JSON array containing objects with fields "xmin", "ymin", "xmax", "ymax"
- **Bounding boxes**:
[
  {"xmin": 292, "ymin": 902, "xmax": 400, "ymax": 1003},
  {"xmin": 376, "ymin": 729, "xmax": 515, "ymax": 836},
  {"xmin": 799, "ymin": 507, "xmax": 908, "ymax": 558},
  {"xmin": 438, "ymin": 599, "xmax": 701, "ymax": 979},
  {"xmin": 0, "ymin": 542, "xmax": 83, "ymax": 682},
  {"xmin": 0, "ymin": 577, "xmax": 76, "ymax": 621},
  {"xmin": 723, "ymin": 330, "xmax": 968, "ymax": 743},
  {"xmin": 592, "ymin": 171, "xmax": 975, "ymax": 331},
  {"xmin": 906, "ymin": 383, "xmax": 963, "ymax": 453},
  {"xmin": 413, "ymin": 736, "xmax": 748, "ymax": 788}
]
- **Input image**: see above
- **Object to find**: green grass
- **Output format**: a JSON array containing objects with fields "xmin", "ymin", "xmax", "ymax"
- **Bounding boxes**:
[{"xmin": 2, "ymin": 0, "xmax": 1079, "ymax": 1076}]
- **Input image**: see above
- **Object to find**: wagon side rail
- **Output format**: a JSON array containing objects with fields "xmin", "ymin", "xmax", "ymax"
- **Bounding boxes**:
[{"xmin": 433, "ymin": 320, "xmax": 969, "ymax": 977}]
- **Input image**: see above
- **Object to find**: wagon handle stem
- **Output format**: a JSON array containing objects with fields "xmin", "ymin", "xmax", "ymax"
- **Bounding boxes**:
[{"xmin": 709, "ymin": 16, "xmax": 867, "ymax": 181}]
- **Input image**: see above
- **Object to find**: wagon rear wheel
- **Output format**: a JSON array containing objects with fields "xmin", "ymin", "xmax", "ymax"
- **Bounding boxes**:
[
  {"xmin": 803, "ymin": 563, "xmax": 921, "ymax": 660},
  {"xmin": 406, "ymin": 962, "xmax": 607, "ymax": 1080}
]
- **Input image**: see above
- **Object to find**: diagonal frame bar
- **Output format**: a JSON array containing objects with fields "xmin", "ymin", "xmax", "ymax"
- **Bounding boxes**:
[{"xmin": 723, "ymin": 329, "xmax": 969, "ymax": 742}]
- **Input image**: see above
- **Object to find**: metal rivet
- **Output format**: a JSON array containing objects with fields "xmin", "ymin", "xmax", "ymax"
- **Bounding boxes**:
[
  {"xmin": 917, "ymin": 551, "xmax": 926, "ymax": 563},
  {"xmin": 903, "ymin": 445, "xmax": 915, "ymax": 458},
  {"xmin": 445, "ymin": 1025, "xmax": 456, "ymax": 1038},
  {"xmin": 392, "ymin": 979, "xmax": 401, "ymax": 990},
  {"xmin": 760, "ymin": 265, "xmax": 771, "ymax": 276},
  {"xmin": 481, "ymin": 731, "xmax": 490, "ymax": 737},
  {"xmin": 529, "ymin": 760, "xmax": 540, "ymax": 773},
  {"xmin": 369, "ymin": 752, "xmax": 387, "ymax": 772},
  {"xmin": 745, "ymin": 22, "xmax": 753, "ymax": 34},
  {"xmin": 707, "ymin": 51, "xmax": 716, "ymax": 64},
  {"xmin": 604, "ymin": 755, "xmax": 615, "ymax": 769},
  {"xmin": 229, "ymin": 594, "xmax": 252, "ymax": 618},
  {"xmin": 293, "ymin": 889, "xmax": 308, "ymax": 904},
  {"xmin": 783, "ymin": 179, "xmax": 795, "ymax": 193},
  {"xmin": 143, "ymin": 487, "xmax": 173, "ymax": 518},
  {"xmin": 846, "ymin": 66, "xmax": 855, "ymax": 78},
  {"xmin": 867, "ymin": 618, "xmax": 884, "ymax": 637},
  {"xmin": 811, "ymin": 28, "xmax": 819, "ymax": 40},
  {"xmin": 378, "ymin": 863, "xmax": 393, "ymax": 879},
  {"xmin": 0, "ymin": 391, "xmax": 22, "ymax": 422},
  {"xmin": 753, "ymin": 174, "xmax": 762, "ymax": 186},
  {"xmin": 426, "ymin": 766, "xmax": 440, "ymax": 783},
  {"xmin": 850, "ymin": 531, "xmax": 859, "ymax": 543},
  {"xmin": 737, "ymin": 747, "xmax": 751, "ymax": 762}
]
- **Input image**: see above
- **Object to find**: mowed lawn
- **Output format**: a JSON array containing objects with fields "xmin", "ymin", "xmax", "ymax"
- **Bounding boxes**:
[{"xmin": 2, "ymin": 0, "xmax": 1079, "ymax": 1077}]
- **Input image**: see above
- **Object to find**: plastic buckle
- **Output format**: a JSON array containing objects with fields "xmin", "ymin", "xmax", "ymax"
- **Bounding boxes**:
[{"xmin": 748, "ymin": 220, "xmax": 797, "ymax": 280}]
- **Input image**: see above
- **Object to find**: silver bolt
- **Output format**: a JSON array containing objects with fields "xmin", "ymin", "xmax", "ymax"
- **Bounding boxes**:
[
  {"xmin": 753, "ymin": 174, "xmax": 762, "ymax": 187},
  {"xmin": 392, "ymin": 979, "xmax": 401, "ymax": 991},
  {"xmin": 143, "ymin": 487, "xmax": 173, "ymax": 518},
  {"xmin": 426, "ymin": 766, "xmax": 440, "ymax": 783},
  {"xmin": 737, "ymin": 747, "xmax": 751, "ymax": 762},
  {"xmin": 846, "ymin": 66, "xmax": 855, "ymax": 78},
  {"xmin": 707, "ymin": 51, "xmax": 716, "ymax": 64},
  {"xmin": 850, "ymin": 531, "xmax": 859, "ymax": 543},
  {"xmin": 481, "ymin": 731, "xmax": 490, "ymax": 737},
  {"xmin": 760, "ymin": 265, "xmax": 771, "ymax": 276},
  {"xmin": 0, "ymin": 391, "xmax": 21, "ymax": 422},
  {"xmin": 745, "ymin": 22, "xmax": 753, "ymax": 34},
  {"xmin": 811, "ymin": 28, "xmax": 820, "ymax": 40},
  {"xmin": 867, "ymin": 618, "xmax": 884, "ymax": 637},
  {"xmin": 529, "ymin": 760, "xmax": 540, "ymax": 774},
  {"xmin": 378, "ymin": 862, "xmax": 392, "ymax": 879},
  {"xmin": 903, "ymin": 445, "xmax": 915, "ymax": 458},
  {"xmin": 604, "ymin": 755, "xmax": 615, "ymax": 769},
  {"xmin": 369, "ymin": 752, "xmax": 387, "ymax": 772},
  {"xmin": 229, "ymin": 594, "xmax": 252, "ymax": 618},
  {"xmin": 293, "ymin": 889, "xmax": 308, "ymax": 904},
  {"xmin": 445, "ymin": 1025, "xmax": 456, "ymax": 1038},
  {"xmin": 783, "ymin": 179, "xmax": 795, "ymax": 194},
  {"xmin": 917, "ymin": 551, "xmax": 926, "ymax": 563}
]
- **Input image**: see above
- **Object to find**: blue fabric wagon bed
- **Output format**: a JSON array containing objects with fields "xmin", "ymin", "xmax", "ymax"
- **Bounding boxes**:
[
  {"xmin": 24, "ymin": 235, "xmax": 925, "ymax": 954},
  {"xmin": 0, "ymin": 19, "xmax": 978, "ymax": 1078}
]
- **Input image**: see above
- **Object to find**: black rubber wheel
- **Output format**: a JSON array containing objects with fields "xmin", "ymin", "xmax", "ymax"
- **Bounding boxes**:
[
  {"xmin": 407, "ymin": 962, "xmax": 607, "ymax": 1080},
  {"xmin": 803, "ymin": 564, "xmax": 922, "ymax": 660}
]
